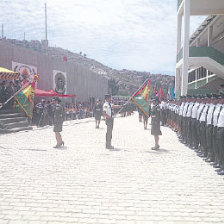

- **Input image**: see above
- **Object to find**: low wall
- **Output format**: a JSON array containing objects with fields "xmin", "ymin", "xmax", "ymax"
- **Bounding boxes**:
[{"xmin": 0, "ymin": 40, "xmax": 108, "ymax": 102}]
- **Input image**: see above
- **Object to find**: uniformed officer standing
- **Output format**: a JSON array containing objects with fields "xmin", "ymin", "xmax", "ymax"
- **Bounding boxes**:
[
  {"xmin": 191, "ymin": 96, "xmax": 200, "ymax": 149},
  {"xmin": 215, "ymin": 96, "xmax": 224, "ymax": 175},
  {"xmin": 196, "ymin": 97, "xmax": 205, "ymax": 151},
  {"xmin": 103, "ymin": 94, "xmax": 115, "ymax": 149},
  {"xmin": 182, "ymin": 97, "xmax": 190, "ymax": 144},
  {"xmin": 211, "ymin": 97, "xmax": 223, "ymax": 168},
  {"xmin": 151, "ymin": 97, "xmax": 162, "ymax": 150},
  {"xmin": 52, "ymin": 97, "xmax": 64, "ymax": 148},
  {"xmin": 160, "ymin": 100, "xmax": 167, "ymax": 126},
  {"xmin": 185, "ymin": 97, "xmax": 194, "ymax": 146},
  {"xmin": 178, "ymin": 96, "xmax": 186, "ymax": 141},
  {"xmin": 205, "ymin": 95, "xmax": 216, "ymax": 163},
  {"xmin": 198, "ymin": 96, "xmax": 210, "ymax": 157}
]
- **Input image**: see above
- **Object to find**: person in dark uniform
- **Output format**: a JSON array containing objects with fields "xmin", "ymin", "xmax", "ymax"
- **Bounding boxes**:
[
  {"xmin": 93, "ymin": 99, "xmax": 103, "ymax": 128},
  {"xmin": 0, "ymin": 81, "xmax": 6, "ymax": 103},
  {"xmin": 143, "ymin": 112, "xmax": 149, "ymax": 130},
  {"xmin": 52, "ymin": 97, "xmax": 64, "ymax": 148},
  {"xmin": 151, "ymin": 97, "xmax": 162, "ymax": 150},
  {"xmin": 138, "ymin": 107, "xmax": 143, "ymax": 122}
]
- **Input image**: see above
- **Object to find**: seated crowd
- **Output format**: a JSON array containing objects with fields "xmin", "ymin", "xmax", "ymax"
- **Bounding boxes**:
[{"xmin": 0, "ymin": 80, "xmax": 22, "ymax": 107}]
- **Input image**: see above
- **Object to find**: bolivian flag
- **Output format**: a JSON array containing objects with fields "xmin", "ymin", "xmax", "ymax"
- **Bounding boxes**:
[
  {"xmin": 14, "ymin": 75, "xmax": 38, "ymax": 119},
  {"xmin": 130, "ymin": 78, "xmax": 151, "ymax": 117}
]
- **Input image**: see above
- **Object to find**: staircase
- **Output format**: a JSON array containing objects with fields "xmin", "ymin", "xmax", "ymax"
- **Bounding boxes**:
[
  {"xmin": 0, "ymin": 109, "xmax": 32, "ymax": 134},
  {"xmin": 177, "ymin": 46, "xmax": 224, "ymax": 79}
]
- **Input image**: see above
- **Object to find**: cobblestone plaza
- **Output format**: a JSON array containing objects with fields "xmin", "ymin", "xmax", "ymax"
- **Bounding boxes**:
[{"xmin": 0, "ymin": 113, "xmax": 224, "ymax": 224}]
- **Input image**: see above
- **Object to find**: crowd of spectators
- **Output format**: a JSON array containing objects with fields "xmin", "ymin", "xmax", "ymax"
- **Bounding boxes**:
[
  {"xmin": 0, "ymin": 80, "xmax": 22, "ymax": 108},
  {"xmin": 33, "ymin": 99, "xmax": 96, "ymax": 127}
]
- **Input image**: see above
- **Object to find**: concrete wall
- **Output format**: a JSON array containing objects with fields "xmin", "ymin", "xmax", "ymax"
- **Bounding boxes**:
[{"xmin": 0, "ymin": 40, "xmax": 108, "ymax": 102}]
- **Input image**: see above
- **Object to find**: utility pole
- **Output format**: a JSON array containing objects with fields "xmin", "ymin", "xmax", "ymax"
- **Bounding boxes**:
[
  {"xmin": 45, "ymin": 3, "xmax": 48, "ymax": 41},
  {"xmin": 2, "ymin": 24, "xmax": 4, "ymax": 38}
]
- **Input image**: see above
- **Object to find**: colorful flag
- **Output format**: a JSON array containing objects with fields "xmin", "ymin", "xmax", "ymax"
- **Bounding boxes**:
[
  {"xmin": 130, "ymin": 78, "xmax": 151, "ymax": 117},
  {"xmin": 170, "ymin": 86, "xmax": 175, "ymax": 99},
  {"xmin": 14, "ymin": 75, "xmax": 38, "ymax": 119},
  {"xmin": 158, "ymin": 87, "xmax": 165, "ymax": 100}
]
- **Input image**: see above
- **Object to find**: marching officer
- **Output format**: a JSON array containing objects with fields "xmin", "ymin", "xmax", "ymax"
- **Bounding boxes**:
[{"xmin": 52, "ymin": 97, "xmax": 64, "ymax": 148}]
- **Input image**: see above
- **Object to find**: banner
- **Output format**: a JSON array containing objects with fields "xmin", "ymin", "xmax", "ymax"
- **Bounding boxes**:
[
  {"xmin": 130, "ymin": 78, "xmax": 151, "ymax": 117},
  {"xmin": 14, "ymin": 75, "xmax": 38, "ymax": 119},
  {"xmin": 53, "ymin": 70, "xmax": 67, "ymax": 95},
  {"xmin": 12, "ymin": 61, "xmax": 37, "ymax": 83}
]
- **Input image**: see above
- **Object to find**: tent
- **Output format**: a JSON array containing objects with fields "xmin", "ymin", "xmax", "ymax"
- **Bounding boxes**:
[
  {"xmin": 34, "ymin": 89, "xmax": 76, "ymax": 98},
  {"xmin": 0, "ymin": 67, "xmax": 20, "ymax": 80}
]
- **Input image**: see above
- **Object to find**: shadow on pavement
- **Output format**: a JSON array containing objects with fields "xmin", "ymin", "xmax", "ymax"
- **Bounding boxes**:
[
  {"xmin": 19, "ymin": 148, "xmax": 47, "ymax": 152},
  {"xmin": 144, "ymin": 148, "xmax": 170, "ymax": 153},
  {"xmin": 52, "ymin": 146, "xmax": 68, "ymax": 150},
  {"xmin": 108, "ymin": 148, "xmax": 121, "ymax": 152}
]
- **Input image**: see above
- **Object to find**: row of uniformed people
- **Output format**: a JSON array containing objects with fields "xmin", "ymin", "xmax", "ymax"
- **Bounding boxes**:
[{"xmin": 160, "ymin": 95, "xmax": 224, "ymax": 175}]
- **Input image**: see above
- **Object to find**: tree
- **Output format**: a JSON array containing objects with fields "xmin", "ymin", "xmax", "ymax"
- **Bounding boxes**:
[{"xmin": 108, "ymin": 79, "xmax": 119, "ymax": 96}]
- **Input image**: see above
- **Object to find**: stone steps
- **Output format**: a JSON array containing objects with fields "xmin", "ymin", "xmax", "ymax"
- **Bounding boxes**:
[
  {"xmin": 4, "ymin": 120, "xmax": 30, "ymax": 129},
  {"xmin": 0, "ymin": 116, "xmax": 27, "ymax": 124},
  {"xmin": 0, "ymin": 109, "xmax": 32, "ymax": 134}
]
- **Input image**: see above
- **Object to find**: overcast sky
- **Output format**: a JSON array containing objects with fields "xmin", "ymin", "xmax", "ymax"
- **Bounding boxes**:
[{"xmin": 0, "ymin": 0, "xmax": 205, "ymax": 75}]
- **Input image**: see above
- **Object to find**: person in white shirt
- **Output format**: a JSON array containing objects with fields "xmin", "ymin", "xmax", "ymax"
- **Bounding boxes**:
[
  {"xmin": 205, "ymin": 95, "xmax": 216, "ymax": 163},
  {"xmin": 215, "ymin": 95, "xmax": 224, "ymax": 175},
  {"xmin": 103, "ymin": 94, "xmax": 120, "ymax": 149},
  {"xmin": 160, "ymin": 100, "xmax": 167, "ymax": 126},
  {"xmin": 198, "ymin": 96, "xmax": 210, "ymax": 157},
  {"xmin": 178, "ymin": 96, "xmax": 186, "ymax": 140},
  {"xmin": 103, "ymin": 94, "xmax": 114, "ymax": 149},
  {"xmin": 185, "ymin": 96, "xmax": 195, "ymax": 146},
  {"xmin": 195, "ymin": 97, "xmax": 205, "ymax": 151},
  {"xmin": 211, "ymin": 96, "xmax": 223, "ymax": 168},
  {"xmin": 182, "ymin": 97, "xmax": 190, "ymax": 144},
  {"xmin": 191, "ymin": 96, "xmax": 200, "ymax": 149}
]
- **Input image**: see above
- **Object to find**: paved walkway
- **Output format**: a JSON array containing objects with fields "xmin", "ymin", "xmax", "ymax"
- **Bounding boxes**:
[{"xmin": 0, "ymin": 113, "xmax": 224, "ymax": 224}]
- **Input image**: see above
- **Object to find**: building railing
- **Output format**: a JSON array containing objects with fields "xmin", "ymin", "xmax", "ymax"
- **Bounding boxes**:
[
  {"xmin": 188, "ymin": 74, "xmax": 217, "ymax": 89},
  {"xmin": 176, "ymin": 47, "xmax": 224, "ymax": 65},
  {"xmin": 177, "ymin": 0, "xmax": 183, "ymax": 10},
  {"xmin": 189, "ymin": 47, "xmax": 224, "ymax": 65},
  {"xmin": 176, "ymin": 48, "xmax": 183, "ymax": 63}
]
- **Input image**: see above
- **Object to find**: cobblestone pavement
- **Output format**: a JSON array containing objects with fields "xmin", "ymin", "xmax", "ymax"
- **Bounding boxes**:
[{"xmin": 0, "ymin": 113, "xmax": 224, "ymax": 224}]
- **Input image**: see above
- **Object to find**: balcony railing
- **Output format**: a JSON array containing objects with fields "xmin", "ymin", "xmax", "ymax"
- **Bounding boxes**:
[
  {"xmin": 176, "ymin": 47, "xmax": 224, "ymax": 65},
  {"xmin": 177, "ymin": 0, "xmax": 183, "ymax": 10},
  {"xmin": 176, "ymin": 48, "xmax": 183, "ymax": 63}
]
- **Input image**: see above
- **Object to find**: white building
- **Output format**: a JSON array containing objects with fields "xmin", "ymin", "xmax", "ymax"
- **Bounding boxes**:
[{"xmin": 176, "ymin": 0, "xmax": 224, "ymax": 96}]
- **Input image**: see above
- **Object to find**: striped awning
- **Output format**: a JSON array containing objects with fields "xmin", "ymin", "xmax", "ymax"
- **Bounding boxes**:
[{"xmin": 0, "ymin": 67, "xmax": 20, "ymax": 80}]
